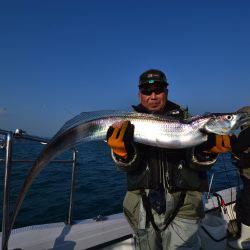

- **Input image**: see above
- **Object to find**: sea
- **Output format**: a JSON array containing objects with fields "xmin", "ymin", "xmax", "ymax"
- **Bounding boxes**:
[{"xmin": 0, "ymin": 139, "xmax": 241, "ymax": 229}]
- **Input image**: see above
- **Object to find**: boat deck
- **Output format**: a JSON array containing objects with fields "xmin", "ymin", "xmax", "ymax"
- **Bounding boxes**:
[{"xmin": 1, "ymin": 187, "xmax": 242, "ymax": 250}]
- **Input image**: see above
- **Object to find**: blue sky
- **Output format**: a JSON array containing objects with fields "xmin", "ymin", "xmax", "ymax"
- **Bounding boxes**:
[{"xmin": 0, "ymin": 1, "xmax": 250, "ymax": 137}]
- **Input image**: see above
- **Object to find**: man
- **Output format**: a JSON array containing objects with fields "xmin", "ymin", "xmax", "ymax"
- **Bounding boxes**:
[
  {"xmin": 228, "ymin": 109, "xmax": 250, "ymax": 249},
  {"xmin": 107, "ymin": 69, "xmax": 250, "ymax": 249}
]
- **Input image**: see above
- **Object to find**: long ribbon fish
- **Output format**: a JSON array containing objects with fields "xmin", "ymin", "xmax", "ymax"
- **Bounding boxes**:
[{"xmin": 7, "ymin": 108, "xmax": 250, "ymax": 238}]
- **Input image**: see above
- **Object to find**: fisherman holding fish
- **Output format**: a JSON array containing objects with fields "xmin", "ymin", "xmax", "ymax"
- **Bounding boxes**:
[{"xmin": 107, "ymin": 69, "xmax": 250, "ymax": 249}]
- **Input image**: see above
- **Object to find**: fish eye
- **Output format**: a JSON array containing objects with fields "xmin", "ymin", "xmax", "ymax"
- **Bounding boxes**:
[{"xmin": 226, "ymin": 115, "xmax": 233, "ymax": 120}]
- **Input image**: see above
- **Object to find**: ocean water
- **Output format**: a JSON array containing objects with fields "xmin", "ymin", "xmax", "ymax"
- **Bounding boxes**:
[{"xmin": 0, "ymin": 140, "xmax": 240, "ymax": 229}]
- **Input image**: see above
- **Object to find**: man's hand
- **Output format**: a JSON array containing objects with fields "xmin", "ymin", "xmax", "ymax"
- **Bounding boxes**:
[
  {"xmin": 199, "ymin": 134, "xmax": 236, "ymax": 154},
  {"xmin": 106, "ymin": 120, "xmax": 134, "ymax": 159},
  {"xmin": 198, "ymin": 127, "xmax": 250, "ymax": 155}
]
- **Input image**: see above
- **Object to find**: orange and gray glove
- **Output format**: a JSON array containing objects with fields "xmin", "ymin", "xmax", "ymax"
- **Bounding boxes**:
[
  {"xmin": 106, "ymin": 120, "xmax": 135, "ymax": 160},
  {"xmin": 198, "ymin": 134, "xmax": 237, "ymax": 154}
]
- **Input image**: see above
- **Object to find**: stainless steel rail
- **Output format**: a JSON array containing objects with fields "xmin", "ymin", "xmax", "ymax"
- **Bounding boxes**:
[
  {"xmin": 0, "ymin": 129, "xmax": 78, "ymax": 250},
  {"xmin": 0, "ymin": 129, "xmax": 48, "ymax": 144},
  {"xmin": 0, "ymin": 159, "xmax": 74, "ymax": 163},
  {"xmin": 67, "ymin": 148, "xmax": 77, "ymax": 225},
  {"xmin": 1, "ymin": 133, "xmax": 13, "ymax": 250}
]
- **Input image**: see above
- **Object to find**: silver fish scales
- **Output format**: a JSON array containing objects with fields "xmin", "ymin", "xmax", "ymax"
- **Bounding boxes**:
[{"xmin": 53, "ymin": 110, "xmax": 248, "ymax": 149}]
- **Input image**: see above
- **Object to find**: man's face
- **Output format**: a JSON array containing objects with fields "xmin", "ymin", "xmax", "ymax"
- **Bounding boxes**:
[{"xmin": 138, "ymin": 84, "xmax": 167, "ymax": 113}]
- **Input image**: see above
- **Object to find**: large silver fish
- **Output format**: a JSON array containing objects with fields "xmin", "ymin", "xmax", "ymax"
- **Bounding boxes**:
[{"xmin": 6, "ymin": 109, "xmax": 250, "ymax": 240}]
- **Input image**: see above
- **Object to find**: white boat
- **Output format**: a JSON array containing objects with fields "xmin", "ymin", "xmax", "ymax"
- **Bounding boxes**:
[
  {"xmin": 1, "ymin": 188, "xmax": 242, "ymax": 250},
  {"xmin": 0, "ymin": 128, "xmax": 249, "ymax": 249}
]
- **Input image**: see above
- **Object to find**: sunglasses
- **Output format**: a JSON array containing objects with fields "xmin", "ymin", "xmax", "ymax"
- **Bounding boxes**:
[{"xmin": 140, "ymin": 86, "xmax": 167, "ymax": 96}]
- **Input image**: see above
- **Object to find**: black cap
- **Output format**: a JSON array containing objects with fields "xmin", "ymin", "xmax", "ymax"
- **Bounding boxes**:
[{"xmin": 139, "ymin": 69, "xmax": 169, "ymax": 87}]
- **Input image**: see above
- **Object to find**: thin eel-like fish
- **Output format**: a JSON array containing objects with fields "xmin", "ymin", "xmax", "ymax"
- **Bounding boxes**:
[{"xmin": 6, "ymin": 109, "xmax": 250, "ymax": 239}]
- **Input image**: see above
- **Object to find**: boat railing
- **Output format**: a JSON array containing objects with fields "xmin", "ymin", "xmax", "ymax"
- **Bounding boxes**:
[{"xmin": 0, "ymin": 129, "xmax": 77, "ymax": 250}]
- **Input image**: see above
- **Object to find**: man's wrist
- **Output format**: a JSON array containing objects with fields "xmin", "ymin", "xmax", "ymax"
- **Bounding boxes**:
[{"xmin": 194, "ymin": 146, "xmax": 218, "ymax": 161}]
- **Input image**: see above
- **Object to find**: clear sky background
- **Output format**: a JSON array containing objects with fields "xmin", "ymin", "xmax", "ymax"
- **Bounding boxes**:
[{"xmin": 0, "ymin": 1, "xmax": 249, "ymax": 137}]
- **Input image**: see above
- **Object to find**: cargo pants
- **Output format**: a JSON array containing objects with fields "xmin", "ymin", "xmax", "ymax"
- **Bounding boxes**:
[{"xmin": 123, "ymin": 190, "xmax": 202, "ymax": 250}]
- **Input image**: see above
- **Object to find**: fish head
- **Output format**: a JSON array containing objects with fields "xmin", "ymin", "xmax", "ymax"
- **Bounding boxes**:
[{"xmin": 203, "ymin": 112, "xmax": 247, "ymax": 135}]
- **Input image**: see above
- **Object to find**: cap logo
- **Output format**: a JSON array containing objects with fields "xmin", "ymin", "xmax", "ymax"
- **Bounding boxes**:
[
  {"xmin": 149, "ymin": 80, "xmax": 155, "ymax": 84},
  {"xmin": 147, "ymin": 74, "xmax": 159, "ymax": 78}
]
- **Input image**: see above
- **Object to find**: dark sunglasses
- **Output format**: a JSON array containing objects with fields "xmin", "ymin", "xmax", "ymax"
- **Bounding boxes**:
[{"xmin": 140, "ymin": 86, "xmax": 167, "ymax": 96}]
